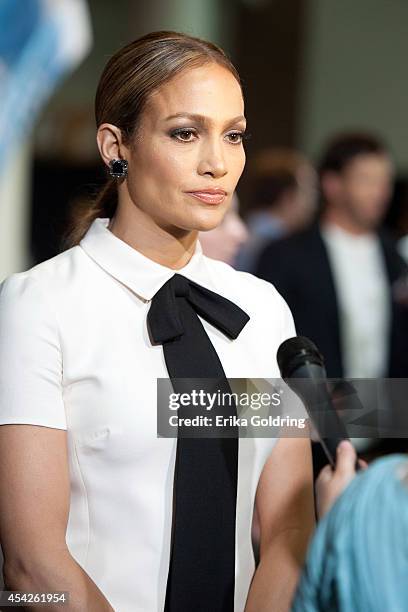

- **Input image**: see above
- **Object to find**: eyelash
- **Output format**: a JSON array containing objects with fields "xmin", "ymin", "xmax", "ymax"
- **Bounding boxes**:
[{"xmin": 170, "ymin": 128, "xmax": 249, "ymax": 145}]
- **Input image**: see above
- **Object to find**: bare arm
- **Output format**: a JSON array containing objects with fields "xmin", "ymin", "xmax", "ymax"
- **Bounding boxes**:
[
  {"xmin": 0, "ymin": 424, "xmax": 114, "ymax": 612},
  {"xmin": 245, "ymin": 435, "xmax": 316, "ymax": 612}
]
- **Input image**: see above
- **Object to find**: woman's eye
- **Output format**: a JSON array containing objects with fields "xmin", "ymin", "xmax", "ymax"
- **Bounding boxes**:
[
  {"xmin": 226, "ymin": 131, "xmax": 245, "ymax": 144},
  {"xmin": 170, "ymin": 129, "xmax": 247, "ymax": 144},
  {"xmin": 171, "ymin": 129, "xmax": 196, "ymax": 142}
]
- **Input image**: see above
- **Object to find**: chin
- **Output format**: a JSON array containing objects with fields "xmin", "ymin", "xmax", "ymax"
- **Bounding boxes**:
[
  {"xmin": 187, "ymin": 210, "xmax": 226, "ymax": 232},
  {"xmin": 195, "ymin": 220, "xmax": 224, "ymax": 233}
]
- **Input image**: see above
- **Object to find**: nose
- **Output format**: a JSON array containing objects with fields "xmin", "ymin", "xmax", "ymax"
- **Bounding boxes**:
[{"xmin": 197, "ymin": 138, "xmax": 227, "ymax": 179}]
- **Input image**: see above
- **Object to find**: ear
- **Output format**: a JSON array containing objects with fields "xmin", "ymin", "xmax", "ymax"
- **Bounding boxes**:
[
  {"xmin": 320, "ymin": 171, "xmax": 342, "ymax": 202},
  {"xmin": 96, "ymin": 123, "xmax": 127, "ymax": 169}
]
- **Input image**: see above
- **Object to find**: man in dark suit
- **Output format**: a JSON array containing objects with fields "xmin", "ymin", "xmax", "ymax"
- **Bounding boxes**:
[{"xmin": 254, "ymin": 133, "xmax": 408, "ymax": 475}]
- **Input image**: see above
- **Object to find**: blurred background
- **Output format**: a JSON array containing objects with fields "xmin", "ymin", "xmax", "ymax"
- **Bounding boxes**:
[{"xmin": 1, "ymin": 0, "xmax": 408, "ymax": 275}]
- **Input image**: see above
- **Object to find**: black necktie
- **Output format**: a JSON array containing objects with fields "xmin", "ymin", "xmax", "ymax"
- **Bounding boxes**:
[{"xmin": 147, "ymin": 273, "xmax": 250, "ymax": 612}]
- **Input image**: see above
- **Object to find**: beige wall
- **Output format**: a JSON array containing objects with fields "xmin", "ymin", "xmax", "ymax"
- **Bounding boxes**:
[
  {"xmin": 297, "ymin": 0, "xmax": 408, "ymax": 170},
  {"xmin": 0, "ymin": 143, "xmax": 32, "ymax": 280}
]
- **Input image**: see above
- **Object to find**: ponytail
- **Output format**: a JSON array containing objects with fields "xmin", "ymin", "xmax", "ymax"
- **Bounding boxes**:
[{"xmin": 60, "ymin": 179, "xmax": 117, "ymax": 251}]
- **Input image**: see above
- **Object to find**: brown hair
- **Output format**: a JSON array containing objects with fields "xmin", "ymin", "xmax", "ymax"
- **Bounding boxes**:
[
  {"xmin": 245, "ymin": 148, "xmax": 310, "ymax": 214},
  {"xmin": 318, "ymin": 131, "xmax": 388, "ymax": 177},
  {"xmin": 61, "ymin": 30, "xmax": 242, "ymax": 250}
]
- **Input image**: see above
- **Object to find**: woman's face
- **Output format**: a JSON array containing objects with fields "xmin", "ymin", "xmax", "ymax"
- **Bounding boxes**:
[{"xmin": 123, "ymin": 62, "xmax": 246, "ymax": 233}]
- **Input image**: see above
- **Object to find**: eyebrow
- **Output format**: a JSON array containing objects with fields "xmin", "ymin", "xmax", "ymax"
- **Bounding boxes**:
[{"xmin": 163, "ymin": 112, "xmax": 246, "ymax": 126}]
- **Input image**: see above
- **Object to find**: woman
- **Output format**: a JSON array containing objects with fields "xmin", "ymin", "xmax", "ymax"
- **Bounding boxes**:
[{"xmin": 0, "ymin": 31, "xmax": 315, "ymax": 611}]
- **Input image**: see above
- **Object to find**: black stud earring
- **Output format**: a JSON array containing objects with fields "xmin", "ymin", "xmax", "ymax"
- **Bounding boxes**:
[{"xmin": 108, "ymin": 158, "xmax": 128, "ymax": 178}]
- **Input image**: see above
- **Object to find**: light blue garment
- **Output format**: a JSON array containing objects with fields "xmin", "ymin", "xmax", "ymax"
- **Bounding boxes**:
[{"xmin": 292, "ymin": 454, "xmax": 408, "ymax": 612}]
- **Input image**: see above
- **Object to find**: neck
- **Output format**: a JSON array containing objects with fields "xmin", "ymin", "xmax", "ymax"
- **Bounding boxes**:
[
  {"xmin": 108, "ymin": 201, "xmax": 198, "ymax": 270},
  {"xmin": 321, "ymin": 207, "xmax": 373, "ymax": 236}
]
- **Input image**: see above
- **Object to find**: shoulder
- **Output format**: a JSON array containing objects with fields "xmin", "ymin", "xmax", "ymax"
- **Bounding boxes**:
[
  {"xmin": 0, "ymin": 246, "xmax": 85, "ymax": 312},
  {"xmin": 378, "ymin": 227, "xmax": 399, "ymax": 250},
  {"xmin": 259, "ymin": 224, "xmax": 321, "ymax": 259},
  {"xmin": 203, "ymin": 255, "xmax": 294, "ymax": 328},
  {"xmin": 254, "ymin": 226, "xmax": 323, "ymax": 284},
  {"xmin": 205, "ymin": 254, "xmax": 282, "ymax": 297},
  {"xmin": 378, "ymin": 229, "xmax": 408, "ymax": 273}
]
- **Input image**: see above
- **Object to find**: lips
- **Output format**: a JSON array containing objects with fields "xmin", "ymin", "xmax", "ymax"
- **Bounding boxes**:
[{"xmin": 186, "ymin": 189, "xmax": 227, "ymax": 205}]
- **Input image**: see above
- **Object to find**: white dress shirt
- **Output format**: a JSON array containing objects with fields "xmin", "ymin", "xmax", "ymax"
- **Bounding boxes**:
[
  {"xmin": 0, "ymin": 217, "xmax": 296, "ymax": 612},
  {"xmin": 322, "ymin": 224, "xmax": 390, "ymax": 378}
]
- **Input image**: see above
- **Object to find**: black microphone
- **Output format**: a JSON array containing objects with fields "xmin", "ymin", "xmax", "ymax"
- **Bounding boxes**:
[{"xmin": 277, "ymin": 336, "xmax": 360, "ymax": 470}]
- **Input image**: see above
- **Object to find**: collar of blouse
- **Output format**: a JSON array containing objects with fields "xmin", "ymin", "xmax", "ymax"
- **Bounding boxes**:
[{"xmin": 79, "ymin": 217, "xmax": 217, "ymax": 303}]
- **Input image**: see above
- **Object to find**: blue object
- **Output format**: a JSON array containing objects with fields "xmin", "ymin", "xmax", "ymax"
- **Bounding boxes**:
[
  {"xmin": 292, "ymin": 454, "xmax": 408, "ymax": 612},
  {"xmin": 0, "ymin": 0, "xmax": 91, "ymax": 173},
  {"xmin": 0, "ymin": 0, "xmax": 41, "ymax": 66}
]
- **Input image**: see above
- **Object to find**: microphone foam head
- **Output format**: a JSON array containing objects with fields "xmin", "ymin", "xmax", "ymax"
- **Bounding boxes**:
[{"xmin": 277, "ymin": 336, "xmax": 324, "ymax": 377}]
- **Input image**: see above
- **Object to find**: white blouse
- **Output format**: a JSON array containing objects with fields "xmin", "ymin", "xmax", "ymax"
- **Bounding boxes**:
[{"xmin": 0, "ymin": 217, "xmax": 296, "ymax": 611}]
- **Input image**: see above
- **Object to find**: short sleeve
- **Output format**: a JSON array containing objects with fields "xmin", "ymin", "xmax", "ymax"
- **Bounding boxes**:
[
  {"xmin": 0, "ymin": 273, "xmax": 67, "ymax": 430},
  {"xmin": 279, "ymin": 291, "xmax": 297, "ymax": 344}
]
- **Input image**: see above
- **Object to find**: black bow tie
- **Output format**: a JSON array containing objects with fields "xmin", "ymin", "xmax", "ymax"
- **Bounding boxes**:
[
  {"xmin": 148, "ymin": 273, "xmax": 250, "ymax": 345},
  {"xmin": 147, "ymin": 273, "xmax": 250, "ymax": 612}
]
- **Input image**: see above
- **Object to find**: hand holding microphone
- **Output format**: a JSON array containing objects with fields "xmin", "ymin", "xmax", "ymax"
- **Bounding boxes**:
[{"xmin": 316, "ymin": 440, "xmax": 368, "ymax": 519}]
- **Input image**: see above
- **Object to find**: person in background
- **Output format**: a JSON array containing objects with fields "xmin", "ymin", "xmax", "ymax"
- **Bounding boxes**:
[
  {"xmin": 199, "ymin": 193, "xmax": 248, "ymax": 265},
  {"xmin": 235, "ymin": 148, "xmax": 317, "ymax": 272},
  {"xmin": 389, "ymin": 179, "xmax": 408, "ymax": 307},
  {"xmin": 255, "ymin": 132, "xmax": 408, "ymax": 379},
  {"xmin": 255, "ymin": 133, "xmax": 408, "ymax": 478},
  {"xmin": 391, "ymin": 179, "xmax": 408, "ymax": 264},
  {"xmin": 291, "ymin": 441, "xmax": 408, "ymax": 612}
]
